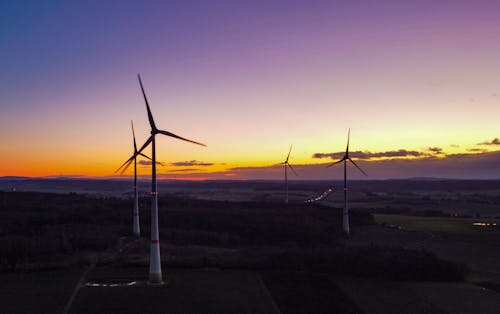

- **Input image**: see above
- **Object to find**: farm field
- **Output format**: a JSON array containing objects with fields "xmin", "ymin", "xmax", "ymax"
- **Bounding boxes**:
[
  {"xmin": 0, "ymin": 181, "xmax": 499, "ymax": 313},
  {"xmin": 0, "ymin": 269, "xmax": 83, "ymax": 314},
  {"xmin": 374, "ymin": 214, "xmax": 500, "ymax": 235},
  {"xmin": 333, "ymin": 277, "xmax": 500, "ymax": 314},
  {"xmin": 261, "ymin": 271, "xmax": 361, "ymax": 314},
  {"xmin": 354, "ymin": 215, "xmax": 500, "ymax": 284},
  {"xmin": 69, "ymin": 267, "xmax": 279, "ymax": 314}
]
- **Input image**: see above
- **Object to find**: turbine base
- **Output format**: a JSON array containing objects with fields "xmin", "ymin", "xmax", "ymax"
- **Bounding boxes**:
[{"xmin": 148, "ymin": 272, "xmax": 164, "ymax": 285}]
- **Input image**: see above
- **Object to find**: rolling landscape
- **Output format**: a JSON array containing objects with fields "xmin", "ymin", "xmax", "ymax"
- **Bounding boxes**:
[
  {"xmin": 0, "ymin": 177, "xmax": 499, "ymax": 313},
  {"xmin": 1, "ymin": 1, "xmax": 500, "ymax": 313}
]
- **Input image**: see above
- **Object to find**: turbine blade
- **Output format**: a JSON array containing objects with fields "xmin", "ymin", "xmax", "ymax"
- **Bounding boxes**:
[
  {"xmin": 131, "ymin": 120, "xmax": 137, "ymax": 152},
  {"xmin": 326, "ymin": 158, "xmax": 345, "ymax": 168},
  {"xmin": 346, "ymin": 128, "xmax": 350, "ymax": 154},
  {"xmin": 116, "ymin": 136, "xmax": 153, "ymax": 174},
  {"xmin": 139, "ymin": 152, "xmax": 151, "ymax": 160},
  {"xmin": 288, "ymin": 163, "xmax": 299, "ymax": 176},
  {"xmin": 349, "ymin": 158, "xmax": 368, "ymax": 176},
  {"xmin": 157, "ymin": 129, "xmax": 206, "ymax": 147},
  {"xmin": 137, "ymin": 74, "xmax": 157, "ymax": 130},
  {"xmin": 136, "ymin": 135, "xmax": 154, "ymax": 156},
  {"xmin": 120, "ymin": 158, "xmax": 135, "ymax": 175},
  {"xmin": 115, "ymin": 155, "xmax": 134, "ymax": 173},
  {"xmin": 285, "ymin": 145, "xmax": 292, "ymax": 163}
]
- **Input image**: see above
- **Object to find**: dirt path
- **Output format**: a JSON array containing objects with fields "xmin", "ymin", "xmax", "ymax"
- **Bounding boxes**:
[{"xmin": 61, "ymin": 263, "xmax": 95, "ymax": 314}]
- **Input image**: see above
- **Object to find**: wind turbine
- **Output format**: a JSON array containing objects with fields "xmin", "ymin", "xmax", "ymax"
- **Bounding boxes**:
[
  {"xmin": 280, "ymin": 145, "xmax": 298, "ymax": 204},
  {"xmin": 120, "ymin": 74, "xmax": 206, "ymax": 284},
  {"xmin": 327, "ymin": 129, "xmax": 367, "ymax": 235},
  {"xmin": 116, "ymin": 120, "xmax": 151, "ymax": 237}
]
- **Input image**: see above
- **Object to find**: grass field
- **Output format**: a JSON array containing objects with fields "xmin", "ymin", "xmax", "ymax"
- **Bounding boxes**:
[
  {"xmin": 0, "ymin": 269, "xmax": 83, "ymax": 314},
  {"xmin": 69, "ymin": 267, "xmax": 280, "ymax": 314}
]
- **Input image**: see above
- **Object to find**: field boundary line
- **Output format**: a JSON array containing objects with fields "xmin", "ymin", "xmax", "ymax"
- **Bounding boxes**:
[
  {"xmin": 61, "ymin": 263, "xmax": 95, "ymax": 314},
  {"xmin": 257, "ymin": 273, "xmax": 282, "ymax": 314}
]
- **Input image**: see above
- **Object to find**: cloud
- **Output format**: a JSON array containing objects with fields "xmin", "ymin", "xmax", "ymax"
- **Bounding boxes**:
[
  {"xmin": 148, "ymin": 150, "xmax": 500, "ymax": 180},
  {"xmin": 164, "ymin": 168, "xmax": 202, "ymax": 173},
  {"xmin": 477, "ymin": 138, "xmax": 500, "ymax": 146},
  {"xmin": 466, "ymin": 148, "xmax": 487, "ymax": 153},
  {"xmin": 138, "ymin": 160, "xmax": 164, "ymax": 166},
  {"xmin": 427, "ymin": 147, "xmax": 443, "ymax": 154},
  {"xmin": 312, "ymin": 153, "xmax": 341, "ymax": 159},
  {"xmin": 170, "ymin": 160, "xmax": 214, "ymax": 167},
  {"xmin": 450, "ymin": 144, "xmax": 460, "ymax": 148},
  {"xmin": 312, "ymin": 149, "xmax": 425, "ymax": 160}
]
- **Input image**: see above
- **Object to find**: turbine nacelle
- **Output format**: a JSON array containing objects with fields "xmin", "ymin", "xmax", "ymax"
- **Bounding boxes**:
[
  {"xmin": 281, "ymin": 145, "xmax": 299, "ymax": 176},
  {"xmin": 135, "ymin": 73, "xmax": 207, "ymax": 284},
  {"xmin": 115, "ymin": 122, "xmax": 151, "ymax": 174},
  {"xmin": 326, "ymin": 129, "xmax": 367, "ymax": 177},
  {"xmin": 326, "ymin": 128, "xmax": 366, "ymax": 235},
  {"xmin": 137, "ymin": 74, "xmax": 206, "ymax": 147},
  {"xmin": 282, "ymin": 145, "xmax": 298, "ymax": 204},
  {"xmin": 118, "ymin": 75, "xmax": 207, "ymax": 175}
]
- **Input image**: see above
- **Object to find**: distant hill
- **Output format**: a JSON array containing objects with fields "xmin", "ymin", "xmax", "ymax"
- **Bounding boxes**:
[
  {"xmin": 394, "ymin": 177, "xmax": 455, "ymax": 181},
  {"xmin": 0, "ymin": 176, "xmax": 31, "ymax": 181},
  {"xmin": 0, "ymin": 177, "xmax": 499, "ymax": 197}
]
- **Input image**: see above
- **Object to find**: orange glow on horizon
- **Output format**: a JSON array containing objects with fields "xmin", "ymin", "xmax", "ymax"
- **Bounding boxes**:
[
  {"xmin": 158, "ymin": 177, "xmax": 208, "ymax": 181},
  {"xmin": 1, "ymin": 142, "xmax": 498, "ymax": 179}
]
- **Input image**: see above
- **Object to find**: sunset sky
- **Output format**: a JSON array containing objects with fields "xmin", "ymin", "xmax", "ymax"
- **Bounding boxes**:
[{"xmin": 1, "ymin": 0, "xmax": 499, "ymax": 179}]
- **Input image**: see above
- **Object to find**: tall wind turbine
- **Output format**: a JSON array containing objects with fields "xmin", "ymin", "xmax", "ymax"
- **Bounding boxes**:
[
  {"xmin": 280, "ymin": 145, "xmax": 298, "ymax": 204},
  {"xmin": 116, "ymin": 121, "xmax": 151, "ymax": 237},
  {"xmin": 120, "ymin": 74, "xmax": 206, "ymax": 284},
  {"xmin": 327, "ymin": 129, "xmax": 367, "ymax": 235}
]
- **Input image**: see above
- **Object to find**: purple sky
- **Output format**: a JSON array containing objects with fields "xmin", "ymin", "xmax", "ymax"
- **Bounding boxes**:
[{"xmin": 1, "ymin": 0, "xmax": 499, "ymax": 179}]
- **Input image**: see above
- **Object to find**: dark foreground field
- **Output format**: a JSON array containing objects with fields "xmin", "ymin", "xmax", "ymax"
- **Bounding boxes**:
[
  {"xmin": 0, "ymin": 269, "xmax": 81, "ymax": 314},
  {"xmin": 70, "ymin": 267, "xmax": 280, "ymax": 314},
  {"xmin": 0, "ymin": 180, "xmax": 498, "ymax": 313}
]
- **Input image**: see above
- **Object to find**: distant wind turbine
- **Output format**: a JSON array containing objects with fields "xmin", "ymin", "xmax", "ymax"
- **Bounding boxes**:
[
  {"xmin": 327, "ymin": 129, "xmax": 367, "ymax": 235},
  {"xmin": 116, "ymin": 121, "xmax": 151, "ymax": 237},
  {"xmin": 280, "ymin": 145, "xmax": 298, "ymax": 204},
  {"xmin": 120, "ymin": 74, "xmax": 206, "ymax": 284}
]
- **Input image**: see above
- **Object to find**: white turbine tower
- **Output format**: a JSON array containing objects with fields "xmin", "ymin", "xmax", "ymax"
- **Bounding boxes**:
[
  {"xmin": 120, "ymin": 74, "xmax": 206, "ymax": 284},
  {"xmin": 327, "ymin": 129, "xmax": 367, "ymax": 235},
  {"xmin": 280, "ymin": 145, "xmax": 298, "ymax": 204},
  {"xmin": 116, "ymin": 120, "xmax": 151, "ymax": 237}
]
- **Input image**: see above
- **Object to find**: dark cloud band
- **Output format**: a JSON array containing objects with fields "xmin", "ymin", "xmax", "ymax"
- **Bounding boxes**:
[
  {"xmin": 312, "ymin": 149, "xmax": 425, "ymax": 160},
  {"xmin": 170, "ymin": 160, "xmax": 214, "ymax": 167},
  {"xmin": 478, "ymin": 138, "xmax": 500, "ymax": 146}
]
